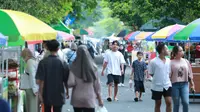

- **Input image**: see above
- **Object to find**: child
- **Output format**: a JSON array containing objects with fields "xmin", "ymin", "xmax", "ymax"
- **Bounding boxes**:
[{"xmin": 131, "ymin": 51, "xmax": 147, "ymax": 102}]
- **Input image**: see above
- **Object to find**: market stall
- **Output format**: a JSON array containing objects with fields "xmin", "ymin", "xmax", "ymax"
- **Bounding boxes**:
[
  {"xmin": 0, "ymin": 33, "xmax": 8, "ymax": 101},
  {"xmin": 0, "ymin": 9, "xmax": 57, "ymax": 112}
]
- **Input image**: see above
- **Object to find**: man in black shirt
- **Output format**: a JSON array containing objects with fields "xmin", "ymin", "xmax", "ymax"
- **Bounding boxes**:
[{"xmin": 36, "ymin": 40, "xmax": 69, "ymax": 112}]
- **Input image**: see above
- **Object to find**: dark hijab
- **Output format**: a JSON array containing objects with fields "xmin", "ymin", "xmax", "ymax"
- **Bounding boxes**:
[{"xmin": 70, "ymin": 45, "xmax": 97, "ymax": 82}]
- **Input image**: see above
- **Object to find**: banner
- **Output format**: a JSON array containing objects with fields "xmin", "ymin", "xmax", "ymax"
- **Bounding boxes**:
[{"xmin": 64, "ymin": 14, "xmax": 76, "ymax": 26}]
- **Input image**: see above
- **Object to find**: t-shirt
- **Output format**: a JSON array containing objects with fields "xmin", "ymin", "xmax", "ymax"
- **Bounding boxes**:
[
  {"xmin": 104, "ymin": 51, "xmax": 126, "ymax": 75},
  {"xmin": 170, "ymin": 58, "xmax": 193, "ymax": 83},
  {"xmin": 132, "ymin": 60, "xmax": 147, "ymax": 81},
  {"xmin": 36, "ymin": 55, "xmax": 69, "ymax": 106},
  {"xmin": 148, "ymin": 57, "xmax": 171, "ymax": 91}
]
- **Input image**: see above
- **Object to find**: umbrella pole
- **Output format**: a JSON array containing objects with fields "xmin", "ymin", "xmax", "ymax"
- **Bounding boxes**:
[{"xmin": 188, "ymin": 41, "xmax": 190, "ymax": 61}]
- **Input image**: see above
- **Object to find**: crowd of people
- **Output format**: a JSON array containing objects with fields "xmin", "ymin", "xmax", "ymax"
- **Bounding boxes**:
[
  {"xmin": 101, "ymin": 41, "xmax": 195, "ymax": 112},
  {"xmin": 19, "ymin": 40, "xmax": 103, "ymax": 112},
  {"xmin": 0, "ymin": 39, "xmax": 196, "ymax": 112}
]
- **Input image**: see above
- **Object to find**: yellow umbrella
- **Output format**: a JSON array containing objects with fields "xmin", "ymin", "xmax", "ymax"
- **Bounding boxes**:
[
  {"xmin": 135, "ymin": 32, "xmax": 154, "ymax": 40},
  {"xmin": 0, "ymin": 9, "xmax": 57, "ymax": 43}
]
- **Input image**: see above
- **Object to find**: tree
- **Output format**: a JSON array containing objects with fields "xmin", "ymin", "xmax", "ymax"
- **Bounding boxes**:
[
  {"xmin": 90, "ymin": 7, "xmax": 126, "ymax": 38},
  {"xmin": 104, "ymin": 0, "xmax": 200, "ymax": 30},
  {"xmin": 133, "ymin": 0, "xmax": 200, "ymax": 25},
  {"xmin": 0, "ymin": 0, "xmax": 72, "ymax": 24},
  {"xmin": 102, "ymin": 0, "xmax": 144, "ymax": 30},
  {"xmin": 71, "ymin": 0, "xmax": 98, "ymax": 19},
  {"xmin": 70, "ymin": 2, "xmax": 102, "ymax": 29}
]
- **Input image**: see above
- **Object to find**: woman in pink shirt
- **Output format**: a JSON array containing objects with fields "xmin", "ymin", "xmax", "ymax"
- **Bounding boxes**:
[{"xmin": 170, "ymin": 46, "xmax": 195, "ymax": 112}]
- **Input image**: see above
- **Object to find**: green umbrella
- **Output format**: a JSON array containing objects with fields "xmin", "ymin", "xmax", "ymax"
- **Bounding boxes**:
[
  {"xmin": 174, "ymin": 18, "xmax": 200, "ymax": 41},
  {"xmin": 51, "ymin": 21, "xmax": 72, "ymax": 34},
  {"xmin": 73, "ymin": 28, "xmax": 89, "ymax": 35},
  {"xmin": 174, "ymin": 24, "xmax": 197, "ymax": 41}
]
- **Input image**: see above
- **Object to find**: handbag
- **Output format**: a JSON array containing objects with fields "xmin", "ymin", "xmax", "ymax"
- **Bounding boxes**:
[
  {"xmin": 96, "ymin": 106, "xmax": 108, "ymax": 112},
  {"xmin": 68, "ymin": 51, "xmax": 75, "ymax": 62},
  {"xmin": 19, "ymin": 72, "xmax": 30, "ymax": 90},
  {"xmin": 67, "ymin": 71, "xmax": 76, "ymax": 88},
  {"xmin": 184, "ymin": 59, "xmax": 192, "ymax": 81}
]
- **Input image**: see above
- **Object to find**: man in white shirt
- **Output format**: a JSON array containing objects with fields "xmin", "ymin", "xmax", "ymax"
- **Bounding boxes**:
[
  {"xmin": 148, "ymin": 43, "xmax": 172, "ymax": 112},
  {"xmin": 101, "ymin": 40, "xmax": 125, "ymax": 102}
]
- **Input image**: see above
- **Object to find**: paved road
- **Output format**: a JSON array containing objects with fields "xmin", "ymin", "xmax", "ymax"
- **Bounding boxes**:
[{"xmin": 62, "ymin": 56, "xmax": 200, "ymax": 112}]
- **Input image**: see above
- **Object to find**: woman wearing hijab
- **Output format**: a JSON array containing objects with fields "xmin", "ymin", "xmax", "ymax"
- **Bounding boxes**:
[
  {"xmin": 21, "ymin": 48, "xmax": 39, "ymax": 112},
  {"xmin": 69, "ymin": 45, "xmax": 103, "ymax": 112}
]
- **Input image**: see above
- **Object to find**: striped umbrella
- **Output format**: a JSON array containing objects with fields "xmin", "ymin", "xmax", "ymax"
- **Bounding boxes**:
[
  {"xmin": 135, "ymin": 32, "xmax": 154, "ymax": 40},
  {"xmin": 125, "ymin": 31, "xmax": 140, "ymax": 41},
  {"xmin": 174, "ymin": 18, "xmax": 200, "ymax": 41},
  {"xmin": 152, "ymin": 24, "xmax": 185, "ymax": 40}
]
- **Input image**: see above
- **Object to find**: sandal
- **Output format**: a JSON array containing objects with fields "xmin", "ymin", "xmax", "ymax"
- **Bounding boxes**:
[{"xmin": 107, "ymin": 97, "xmax": 112, "ymax": 102}]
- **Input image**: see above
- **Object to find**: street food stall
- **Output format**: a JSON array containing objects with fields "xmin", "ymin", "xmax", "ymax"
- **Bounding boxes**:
[{"xmin": 191, "ymin": 59, "xmax": 200, "ymax": 97}]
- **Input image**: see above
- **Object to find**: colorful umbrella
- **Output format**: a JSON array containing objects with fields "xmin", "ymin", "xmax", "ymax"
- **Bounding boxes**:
[
  {"xmin": 85, "ymin": 29, "xmax": 93, "ymax": 36},
  {"xmin": 117, "ymin": 29, "xmax": 129, "ymax": 37},
  {"xmin": 152, "ymin": 24, "xmax": 185, "ymax": 39},
  {"xmin": 125, "ymin": 31, "xmax": 140, "ymax": 41},
  {"xmin": 73, "ymin": 28, "xmax": 89, "ymax": 35},
  {"xmin": 174, "ymin": 18, "xmax": 200, "ymax": 41},
  {"xmin": 27, "ymin": 40, "xmax": 43, "ymax": 45},
  {"xmin": 0, "ymin": 9, "xmax": 57, "ymax": 43},
  {"xmin": 57, "ymin": 31, "xmax": 75, "ymax": 41},
  {"xmin": 145, "ymin": 32, "xmax": 155, "ymax": 41},
  {"xmin": 135, "ymin": 32, "xmax": 154, "ymax": 40},
  {"xmin": 0, "ymin": 33, "xmax": 7, "ymax": 46},
  {"xmin": 51, "ymin": 21, "xmax": 72, "ymax": 34}
]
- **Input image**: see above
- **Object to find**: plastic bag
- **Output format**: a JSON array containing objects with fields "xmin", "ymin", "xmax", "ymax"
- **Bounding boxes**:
[{"xmin": 96, "ymin": 106, "xmax": 108, "ymax": 112}]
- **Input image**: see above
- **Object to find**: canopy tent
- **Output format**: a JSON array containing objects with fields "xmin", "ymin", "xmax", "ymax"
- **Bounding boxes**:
[{"xmin": 51, "ymin": 21, "xmax": 72, "ymax": 34}]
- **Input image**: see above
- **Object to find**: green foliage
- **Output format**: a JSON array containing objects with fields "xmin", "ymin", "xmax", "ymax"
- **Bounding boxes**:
[
  {"xmin": 90, "ymin": 7, "xmax": 126, "ymax": 38},
  {"xmin": 103, "ymin": 0, "xmax": 144, "ymax": 30},
  {"xmin": 70, "ymin": 3, "xmax": 102, "ymax": 29},
  {"xmin": 133, "ymin": 0, "xmax": 200, "ymax": 25},
  {"xmin": 0, "ymin": 0, "xmax": 72, "ymax": 24},
  {"xmin": 71, "ymin": 0, "xmax": 98, "ymax": 19},
  {"xmin": 104, "ymin": 0, "xmax": 200, "ymax": 29}
]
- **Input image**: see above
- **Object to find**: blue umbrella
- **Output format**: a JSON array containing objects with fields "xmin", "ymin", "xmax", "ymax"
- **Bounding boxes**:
[{"xmin": 0, "ymin": 33, "xmax": 7, "ymax": 46}]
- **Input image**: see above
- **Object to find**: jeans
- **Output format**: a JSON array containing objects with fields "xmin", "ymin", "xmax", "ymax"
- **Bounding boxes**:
[
  {"xmin": 172, "ymin": 82, "xmax": 189, "ymax": 112},
  {"xmin": 120, "ymin": 65, "xmax": 126, "ymax": 84}
]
